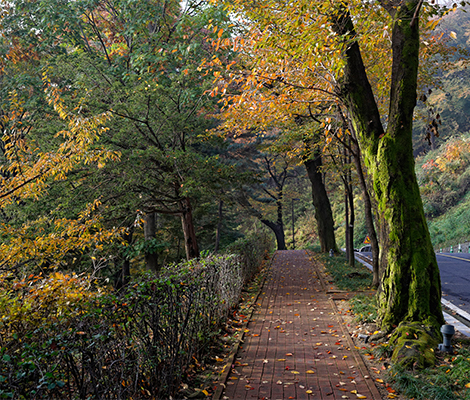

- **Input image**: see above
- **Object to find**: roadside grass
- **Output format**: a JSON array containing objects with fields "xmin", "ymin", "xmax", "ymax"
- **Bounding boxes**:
[
  {"xmin": 349, "ymin": 294, "xmax": 377, "ymax": 323},
  {"xmin": 309, "ymin": 247, "xmax": 470, "ymax": 399},
  {"xmin": 385, "ymin": 347, "xmax": 470, "ymax": 400},
  {"xmin": 314, "ymin": 250, "xmax": 373, "ymax": 291}
]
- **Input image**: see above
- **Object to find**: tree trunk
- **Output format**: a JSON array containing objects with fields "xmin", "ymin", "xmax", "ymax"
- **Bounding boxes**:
[
  {"xmin": 351, "ymin": 137, "xmax": 380, "ymax": 287},
  {"xmin": 115, "ymin": 228, "xmax": 133, "ymax": 290},
  {"xmin": 144, "ymin": 212, "xmax": 159, "ymax": 273},
  {"xmin": 261, "ymin": 219, "xmax": 286, "ymax": 250},
  {"xmin": 304, "ymin": 153, "xmax": 338, "ymax": 253},
  {"xmin": 331, "ymin": 3, "xmax": 444, "ymax": 365},
  {"xmin": 215, "ymin": 200, "xmax": 223, "ymax": 253},
  {"xmin": 180, "ymin": 197, "xmax": 199, "ymax": 259},
  {"xmin": 344, "ymin": 184, "xmax": 355, "ymax": 267}
]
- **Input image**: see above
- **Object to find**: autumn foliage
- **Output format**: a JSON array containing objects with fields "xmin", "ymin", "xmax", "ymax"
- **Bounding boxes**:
[{"xmin": 0, "ymin": 238, "xmax": 269, "ymax": 399}]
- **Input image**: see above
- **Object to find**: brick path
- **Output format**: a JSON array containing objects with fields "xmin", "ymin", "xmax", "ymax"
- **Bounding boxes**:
[{"xmin": 220, "ymin": 250, "xmax": 381, "ymax": 400}]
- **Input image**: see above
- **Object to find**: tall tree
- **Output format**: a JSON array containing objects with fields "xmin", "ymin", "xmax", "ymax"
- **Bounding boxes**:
[
  {"xmin": 1, "ymin": 0, "xmax": 238, "ymax": 268},
  {"xmin": 215, "ymin": 0, "xmax": 446, "ymax": 367},
  {"xmin": 330, "ymin": 1, "xmax": 444, "ymax": 366}
]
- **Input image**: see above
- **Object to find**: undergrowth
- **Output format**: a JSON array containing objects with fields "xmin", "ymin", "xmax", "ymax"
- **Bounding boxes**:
[
  {"xmin": 314, "ymin": 250, "xmax": 373, "ymax": 291},
  {"xmin": 349, "ymin": 294, "xmax": 377, "ymax": 323},
  {"xmin": 386, "ymin": 346, "xmax": 470, "ymax": 399}
]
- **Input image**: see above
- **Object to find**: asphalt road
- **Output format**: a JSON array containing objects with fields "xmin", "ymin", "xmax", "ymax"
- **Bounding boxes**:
[
  {"xmin": 436, "ymin": 253, "xmax": 470, "ymax": 315},
  {"xmin": 356, "ymin": 251, "xmax": 470, "ymax": 316}
]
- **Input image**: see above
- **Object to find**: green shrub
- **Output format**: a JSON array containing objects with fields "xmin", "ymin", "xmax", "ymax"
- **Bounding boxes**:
[{"xmin": 0, "ymin": 246, "xmax": 265, "ymax": 399}]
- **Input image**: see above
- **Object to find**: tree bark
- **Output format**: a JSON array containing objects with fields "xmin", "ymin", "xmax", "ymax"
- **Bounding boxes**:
[
  {"xmin": 260, "ymin": 188, "xmax": 286, "ymax": 250},
  {"xmin": 144, "ymin": 212, "xmax": 159, "ymax": 272},
  {"xmin": 215, "ymin": 200, "xmax": 223, "ymax": 253},
  {"xmin": 331, "ymin": 3, "xmax": 444, "ymax": 341},
  {"xmin": 351, "ymin": 137, "xmax": 380, "ymax": 287},
  {"xmin": 304, "ymin": 152, "xmax": 338, "ymax": 253},
  {"xmin": 180, "ymin": 197, "xmax": 199, "ymax": 259}
]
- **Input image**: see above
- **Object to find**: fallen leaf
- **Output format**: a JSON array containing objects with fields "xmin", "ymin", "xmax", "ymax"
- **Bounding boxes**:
[
  {"xmin": 356, "ymin": 395, "xmax": 367, "ymax": 399},
  {"xmin": 306, "ymin": 370, "xmax": 315, "ymax": 374},
  {"xmin": 277, "ymin": 359, "xmax": 286, "ymax": 362},
  {"xmin": 466, "ymin": 383, "xmax": 470, "ymax": 389},
  {"xmin": 306, "ymin": 390, "xmax": 313, "ymax": 394},
  {"xmin": 276, "ymin": 380, "xmax": 283, "ymax": 385},
  {"xmin": 376, "ymin": 379, "xmax": 384, "ymax": 383},
  {"xmin": 291, "ymin": 371, "xmax": 300, "ymax": 374},
  {"xmin": 286, "ymin": 353, "xmax": 293, "ymax": 356}
]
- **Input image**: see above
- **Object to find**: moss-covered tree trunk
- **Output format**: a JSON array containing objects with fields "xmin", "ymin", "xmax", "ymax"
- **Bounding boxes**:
[{"xmin": 332, "ymin": 1, "xmax": 444, "ymax": 367}]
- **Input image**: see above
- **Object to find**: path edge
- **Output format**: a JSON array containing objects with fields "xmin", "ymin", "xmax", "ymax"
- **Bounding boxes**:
[{"xmin": 211, "ymin": 252, "xmax": 276, "ymax": 400}]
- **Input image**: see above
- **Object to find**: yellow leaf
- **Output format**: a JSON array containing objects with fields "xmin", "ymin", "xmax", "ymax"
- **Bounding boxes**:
[
  {"xmin": 306, "ymin": 370, "xmax": 315, "ymax": 374},
  {"xmin": 450, "ymin": 31, "xmax": 457, "ymax": 39},
  {"xmin": 465, "ymin": 382, "xmax": 470, "ymax": 388},
  {"xmin": 356, "ymin": 395, "xmax": 367, "ymax": 399},
  {"xmin": 306, "ymin": 390, "xmax": 313, "ymax": 394},
  {"xmin": 291, "ymin": 371, "xmax": 300, "ymax": 374}
]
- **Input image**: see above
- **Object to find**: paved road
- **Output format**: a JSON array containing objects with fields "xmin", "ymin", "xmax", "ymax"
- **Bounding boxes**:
[
  {"xmin": 356, "ymin": 251, "xmax": 470, "ymax": 316},
  {"xmin": 219, "ymin": 250, "xmax": 381, "ymax": 400},
  {"xmin": 436, "ymin": 253, "xmax": 470, "ymax": 315}
]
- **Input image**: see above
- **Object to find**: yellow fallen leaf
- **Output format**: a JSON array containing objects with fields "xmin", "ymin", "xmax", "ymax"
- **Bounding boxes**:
[
  {"xmin": 291, "ymin": 371, "xmax": 300, "ymax": 374},
  {"xmin": 376, "ymin": 379, "xmax": 384, "ymax": 383},
  {"xmin": 306, "ymin": 370, "xmax": 315, "ymax": 374},
  {"xmin": 202, "ymin": 389, "xmax": 209, "ymax": 396},
  {"xmin": 351, "ymin": 390, "xmax": 357, "ymax": 394},
  {"xmin": 215, "ymin": 357, "xmax": 224, "ymax": 362},
  {"xmin": 306, "ymin": 390, "xmax": 313, "ymax": 394},
  {"xmin": 277, "ymin": 359, "xmax": 286, "ymax": 362},
  {"xmin": 356, "ymin": 395, "xmax": 367, "ymax": 399},
  {"xmin": 465, "ymin": 382, "xmax": 470, "ymax": 388}
]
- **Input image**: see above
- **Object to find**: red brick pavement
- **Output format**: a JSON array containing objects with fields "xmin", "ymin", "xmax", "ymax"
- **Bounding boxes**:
[{"xmin": 220, "ymin": 250, "xmax": 382, "ymax": 400}]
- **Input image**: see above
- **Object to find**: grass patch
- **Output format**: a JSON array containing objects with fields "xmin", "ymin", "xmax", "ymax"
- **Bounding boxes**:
[
  {"xmin": 314, "ymin": 251, "xmax": 373, "ymax": 291},
  {"xmin": 349, "ymin": 294, "xmax": 377, "ymax": 323},
  {"xmin": 386, "ymin": 346, "xmax": 470, "ymax": 400}
]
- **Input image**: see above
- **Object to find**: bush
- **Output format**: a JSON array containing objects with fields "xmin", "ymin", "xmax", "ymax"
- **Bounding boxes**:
[
  {"xmin": 0, "ymin": 247, "xmax": 266, "ymax": 399},
  {"xmin": 227, "ymin": 231, "xmax": 273, "ymax": 283}
]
